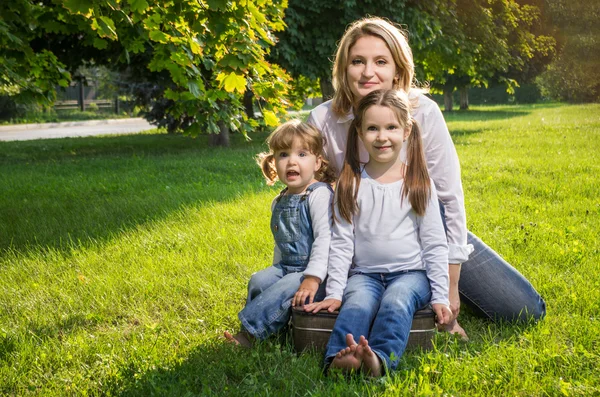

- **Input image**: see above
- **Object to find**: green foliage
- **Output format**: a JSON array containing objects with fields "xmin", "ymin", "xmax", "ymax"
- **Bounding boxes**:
[
  {"xmin": 417, "ymin": 0, "xmax": 555, "ymax": 95},
  {"xmin": 1, "ymin": 104, "xmax": 600, "ymax": 395},
  {"xmin": 271, "ymin": 1, "xmax": 435, "ymax": 91},
  {"xmin": 0, "ymin": 2, "xmax": 71, "ymax": 105},
  {"xmin": 272, "ymin": 0, "xmax": 554, "ymax": 104},
  {"xmin": 0, "ymin": 0, "xmax": 294, "ymax": 140},
  {"xmin": 536, "ymin": 0, "xmax": 600, "ymax": 102}
]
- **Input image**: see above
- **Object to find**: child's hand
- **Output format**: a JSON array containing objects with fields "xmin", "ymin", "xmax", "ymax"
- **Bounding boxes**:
[
  {"xmin": 303, "ymin": 298, "xmax": 342, "ymax": 314},
  {"xmin": 292, "ymin": 276, "xmax": 320, "ymax": 307},
  {"xmin": 432, "ymin": 303, "xmax": 453, "ymax": 326}
]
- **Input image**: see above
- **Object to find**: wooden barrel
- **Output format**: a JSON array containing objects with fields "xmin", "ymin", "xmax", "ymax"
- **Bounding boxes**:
[{"xmin": 291, "ymin": 307, "xmax": 436, "ymax": 353}]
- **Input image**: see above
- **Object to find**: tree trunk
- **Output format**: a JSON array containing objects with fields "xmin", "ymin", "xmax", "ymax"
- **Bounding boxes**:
[
  {"xmin": 210, "ymin": 120, "xmax": 230, "ymax": 147},
  {"xmin": 243, "ymin": 89, "xmax": 255, "ymax": 119},
  {"xmin": 459, "ymin": 87, "xmax": 469, "ymax": 110},
  {"xmin": 320, "ymin": 78, "xmax": 335, "ymax": 102},
  {"xmin": 78, "ymin": 79, "xmax": 86, "ymax": 112},
  {"xmin": 443, "ymin": 87, "xmax": 454, "ymax": 112}
]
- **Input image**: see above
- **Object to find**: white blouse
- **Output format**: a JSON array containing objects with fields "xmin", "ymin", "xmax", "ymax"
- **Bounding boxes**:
[
  {"xmin": 326, "ymin": 170, "xmax": 449, "ymax": 306},
  {"xmin": 307, "ymin": 91, "xmax": 473, "ymax": 264}
]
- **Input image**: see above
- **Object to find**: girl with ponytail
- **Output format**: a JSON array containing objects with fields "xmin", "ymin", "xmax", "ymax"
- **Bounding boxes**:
[{"xmin": 305, "ymin": 90, "xmax": 451, "ymax": 377}]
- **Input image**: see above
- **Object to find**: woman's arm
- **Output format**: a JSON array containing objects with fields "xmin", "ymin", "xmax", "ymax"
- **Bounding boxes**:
[
  {"xmin": 419, "ymin": 182, "xmax": 450, "ymax": 307},
  {"xmin": 415, "ymin": 95, "xmax": 473, "ymax": 264}
]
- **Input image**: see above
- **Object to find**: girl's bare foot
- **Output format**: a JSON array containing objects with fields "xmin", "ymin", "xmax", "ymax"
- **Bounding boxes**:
[
  {"xmin": 330, "ymin": 334, "xmax": 361, "ymax": 373},
  {"xmin": 224, "ymin": 331, "xmax": 253, "ymax": 348},
  {"xmin": 356, "ymin": 336, "xmax": 382, "ymax": 377}
]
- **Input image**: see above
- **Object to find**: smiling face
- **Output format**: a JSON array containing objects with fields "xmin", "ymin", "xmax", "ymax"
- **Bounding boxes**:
[
  {"xmin": 274, "ymin": 138, "xmax": 322, "ymax": 195},
  {"xmin": 359, "ymin": 105, "xmax": 410, "ymax": 167},
  {"xmin": 347, "ymin": 35, "xmax": 398, "ymax": 105}
]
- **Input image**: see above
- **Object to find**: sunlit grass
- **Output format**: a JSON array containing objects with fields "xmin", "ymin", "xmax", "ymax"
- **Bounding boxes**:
[{"xmin": 0, "ymin": 103, "xmax": 599, "ymax": 395}]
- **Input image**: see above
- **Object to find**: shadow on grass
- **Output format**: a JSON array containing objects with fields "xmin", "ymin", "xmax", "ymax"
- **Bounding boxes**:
[
  {"xmin": 0, "ymin": 131, "xmax": 273, "ymax": 255},
  {"xmin": 115, "ymin": 339, "xmax": 318, "ymax": 396},
  {"xmin": 113, "ymin": 339, "xmax": 373, "ymax": 396}
]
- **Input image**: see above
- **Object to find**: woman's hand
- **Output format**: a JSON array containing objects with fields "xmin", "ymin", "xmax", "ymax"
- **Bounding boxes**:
[
  {"xmin": 432, "ymin": 303, "xmax": 453, "ymax": 326},
  {"xmin": 448, "ymin": 264, "xmax": 461, "ymax": 322},
  {"xmin": 303, "ymin": 298, "xmax": 342, "ymax": 314},
  {"xmin": 292, "ymin": 276, "xmax": 320, "ymax": 307}
]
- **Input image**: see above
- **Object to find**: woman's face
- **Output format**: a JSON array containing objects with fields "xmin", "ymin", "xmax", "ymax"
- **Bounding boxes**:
[{"xmin": 346, "ymin": 35, "xmax": 398, "ymax": 105}]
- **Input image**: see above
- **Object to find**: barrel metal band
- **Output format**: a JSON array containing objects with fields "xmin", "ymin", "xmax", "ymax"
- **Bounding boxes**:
[{"xmin": 293, "ymin": 326, "xmax": 435, "ymax": 333}]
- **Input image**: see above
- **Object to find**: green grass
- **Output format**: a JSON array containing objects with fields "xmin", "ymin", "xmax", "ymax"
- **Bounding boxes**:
[
  {"xmin": 0, "ymin": 109, "xmax": 134, "ymax": 125},
  {"xmin": 1, "ymin": 103, "xmax": 599, "ymax": 395}
]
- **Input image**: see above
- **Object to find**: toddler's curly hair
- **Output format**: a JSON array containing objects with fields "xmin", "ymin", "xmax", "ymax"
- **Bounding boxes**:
[{"xmin": 257, "ymin": 119, "xmax": 336, "ymax": 185}]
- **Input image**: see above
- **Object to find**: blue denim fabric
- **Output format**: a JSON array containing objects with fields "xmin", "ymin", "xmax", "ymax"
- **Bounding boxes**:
[
  {"xmin": 271, "ymin": 182, "xmax": 332, "ymax": 266},
  {"xmin": 239, "ymin": 182, "xmax": 332, "ymax": 340},
  {"xmin": 324, "ymin": 270, "xmax": 431, "ymax": 372},
  {"xmin": 438, "ymin": 201, "xmax": 546, "ymax": 321}
]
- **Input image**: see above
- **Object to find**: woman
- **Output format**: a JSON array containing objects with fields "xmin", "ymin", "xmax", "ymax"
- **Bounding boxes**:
[{"xmin": 307, "ymin": 17, "xmax": 545, "ymax": 338}]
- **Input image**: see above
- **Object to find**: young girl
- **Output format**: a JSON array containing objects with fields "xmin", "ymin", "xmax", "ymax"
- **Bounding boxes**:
[
  {"xmin": 225, "ymin": 119, "xmax": 335, "ymax": 346},
  {"xmin": 305, "ymin": 89, "xmax": 452, "ymax": 376}
]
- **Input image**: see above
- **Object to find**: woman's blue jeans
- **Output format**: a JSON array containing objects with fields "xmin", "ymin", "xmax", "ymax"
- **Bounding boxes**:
[
  {"xmin": 239, "ymin": 263, "xmax": 326, "ymax": 340},
  {"xmin": 324, "ymin": 270, "xmax": 431, "ymax": 372},
  {"xmin": 439, "ymin": 202, "xmax": 546, "ymax": 321}
]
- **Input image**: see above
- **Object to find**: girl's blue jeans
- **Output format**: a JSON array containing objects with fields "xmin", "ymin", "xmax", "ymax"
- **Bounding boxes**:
[
  {"xmin": 239, "ymin": 263, "xmax": 326, "ymax": 340},
  {"xmin": 324, "ymin": 270, "xmax": 431, "ymax": 373}
]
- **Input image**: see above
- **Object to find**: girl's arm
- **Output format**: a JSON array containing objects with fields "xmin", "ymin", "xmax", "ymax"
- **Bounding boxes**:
[
  {"xmin": 293, "ymin": 186, "xmax": 333, "ymax": 306},
  {"xmin": 302, "ymin": 186, "xmax": 334, "ymax": 282},
  {"xmin": 304, "ymin": 198, "xmax": 354, "ymax": 313},
  {"xmin": 419, "ymin": 182, "xmax": 451, "ymax": 307}
]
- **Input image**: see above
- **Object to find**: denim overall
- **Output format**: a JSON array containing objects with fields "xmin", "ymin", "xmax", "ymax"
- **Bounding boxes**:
[
  {"xmin": 271, "ymin": 181, "xmax": 331, "ymax": 268},
  {"xmin": 238, "ymin": 182, "xmax": 332, "ymax": 340}
]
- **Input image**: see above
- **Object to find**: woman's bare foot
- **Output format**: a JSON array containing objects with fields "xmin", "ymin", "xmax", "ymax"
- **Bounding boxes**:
[
  {"xmin": 439, "ymin": 319, "xmax": 469, "ymax": 341},
  {"xmin": 224, "ymin": 331, "xmax": 253, "ymax": 348},
  {"xmin": 356, "ymin": 336, "xmax": 382, "ymax": 377},
  {"xmin": 330, "ymin": 334, "xmax": 361, "ymax": 373}
]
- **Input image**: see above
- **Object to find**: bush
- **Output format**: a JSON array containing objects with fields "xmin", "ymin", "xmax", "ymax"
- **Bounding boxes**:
[{"xmin": 536, "ymin": 54, "xmax": 600, "ymax": 103}]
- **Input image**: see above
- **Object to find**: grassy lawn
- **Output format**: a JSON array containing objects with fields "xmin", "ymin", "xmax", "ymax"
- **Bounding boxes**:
[
  {"xmin": 0, "ymin": 109, "xmax": 134, "ymax": 125},
  {"xmin": 1, "ymin": 103, "xmax": 599, "ymax": 395}
]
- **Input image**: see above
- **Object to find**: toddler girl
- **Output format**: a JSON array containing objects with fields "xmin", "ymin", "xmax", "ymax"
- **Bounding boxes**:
[
  {"xmin": 225, "ymin": 119, "xmax": 335, "ymax": 346},
  {"xmin": 305, "ymin": 90, "xmax": 452, "ymax": 376}
]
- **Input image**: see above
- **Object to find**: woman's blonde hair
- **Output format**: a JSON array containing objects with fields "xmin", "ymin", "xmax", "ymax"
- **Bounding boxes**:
[
  {"xmin": 336, "ymin": 89, "xmax": 431, "ymax": 221},
  {"xmin": 331, "ymin": 16, "xmax": 415, "ymax": 116},
  {"xmin": 257, "ymin": 119, "xmax": 336, "ymax": 185}
]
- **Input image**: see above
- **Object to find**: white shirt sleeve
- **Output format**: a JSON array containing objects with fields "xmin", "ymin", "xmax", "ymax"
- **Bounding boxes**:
[
  {"xmin": 419, "ymin": 183, "xmax": 450, "ymax": 306},
  {"xmin": 325, "ymin": 199, "xmax": 355, "ymax": 301},
  {"xmin": 416, "ymin": 95, "xmax": 473, "ymax": 263},
  {"xmin": 303, "ymin": 186, "xmax": 334, "ymax": 282}
]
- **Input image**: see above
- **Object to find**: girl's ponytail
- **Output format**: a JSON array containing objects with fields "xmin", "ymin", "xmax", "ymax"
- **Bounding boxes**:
[
  {"xmin": 336, "ymin": 119, "xmax": 363, "ymax": 224},
  {"xmin": 257, "ymin": 153, "xmax": 278, "ymax": 185},
  {"xmin": 402, "ymin": 118, "xmax": 430, "ymax": 216}
]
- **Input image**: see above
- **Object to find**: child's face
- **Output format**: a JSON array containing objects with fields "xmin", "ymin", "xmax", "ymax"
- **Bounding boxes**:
[
  {"xmin": 359, "ymin": 105, "xmax": 410, "ymax": 166},
  {"xmin": 274, "ymin": 138, "xmax": 322, "ymax": 194}
]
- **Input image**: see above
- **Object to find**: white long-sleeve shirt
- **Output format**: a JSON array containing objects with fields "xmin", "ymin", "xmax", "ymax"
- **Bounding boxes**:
[
  {"xmin": 326, "ymin": 171, "xmax": 450, "ymax": 306},
  {"xmin": 272, "ymin": 185, "xmax": 333, "ymax": 282},
  {"xmin": 307, "ymin": 91, "xmax": 473, "ymax": 264}
]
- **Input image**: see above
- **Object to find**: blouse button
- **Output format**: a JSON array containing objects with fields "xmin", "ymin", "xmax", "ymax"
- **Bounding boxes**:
[{"xmin": 274, "ymin": 225, "xmax": 279, "ymax": 231}]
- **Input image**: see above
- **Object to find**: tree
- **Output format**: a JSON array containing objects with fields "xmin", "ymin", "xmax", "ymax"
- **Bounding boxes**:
[
  {"xmin": 271, "ymin": 1, "xmax": 436, "ymax": 100},
  {"xmin": 415, "ymin": 0, "xmax": 555, "ymax": 111},
  {"xmin": 536, "ymin": 0, "xmax": 600, "ymax": 102},
  {"xmin": 0, "ymin": 0, "xmax": 292, "ymax": 145}
]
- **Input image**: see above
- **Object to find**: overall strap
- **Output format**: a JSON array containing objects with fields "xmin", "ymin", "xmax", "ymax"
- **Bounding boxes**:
[{"xmin": 274, "ymin": 187, "xmax": 288, "ymax": 203}]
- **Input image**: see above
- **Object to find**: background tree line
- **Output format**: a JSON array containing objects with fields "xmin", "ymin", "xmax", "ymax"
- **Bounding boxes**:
[{"xmin": 1, "ymin": 0, "xmax": 597, "ymax": 145}]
